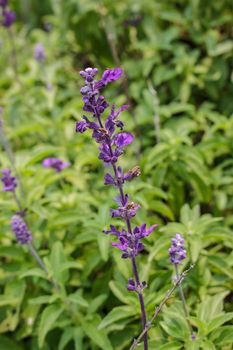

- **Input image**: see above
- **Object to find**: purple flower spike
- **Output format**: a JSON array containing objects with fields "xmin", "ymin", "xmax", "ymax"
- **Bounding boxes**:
[
  {"xmin": 42, "ymin": 158, "xmax": 70, "ymax": 172},
  {"xmin": 11, "ymin": 215, "xmax": 32, "ymax": 245},
  {"xmin": 34, "ymin": 43, "xmax": 46, "ymax": 62},
  {"xmin": 2, "ymin": 10, "xmax": 16, "ymax": 27},
  {"xmin": 169, "ymin": 233, "xmax": 186, "ymax": 265},
  {"xmin": 1, "ymin": 169, "xmax": 17, "ymax": 192}
]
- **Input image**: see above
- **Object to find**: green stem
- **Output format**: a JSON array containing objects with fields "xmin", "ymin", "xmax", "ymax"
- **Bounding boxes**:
[{"xmin": 174, "ymin": 264, "xmax": 194, "ymax": 338}]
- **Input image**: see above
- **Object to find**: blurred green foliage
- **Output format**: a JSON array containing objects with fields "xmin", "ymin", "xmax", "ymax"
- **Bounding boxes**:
[{"xmin": 0, "ymin": 0, "xmax": 232, "ymax": 349}]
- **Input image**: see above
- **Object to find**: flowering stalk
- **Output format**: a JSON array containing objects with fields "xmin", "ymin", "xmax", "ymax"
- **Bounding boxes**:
[
  {"xmin": 76, "ymin": 67, "xmax": 158, "ymax": 349},
  {"xmin": 129, "ymin": 265, "xmax": 194, "ymax": 350},
  {"xmin": 169, "ymin": 234, "xmax": 195, "ymax": 340}
]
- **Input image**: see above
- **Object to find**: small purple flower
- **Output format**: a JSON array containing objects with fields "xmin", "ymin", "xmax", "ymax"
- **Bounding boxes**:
[
  {"xmin": 42, "ymin": 158, "xmax": 70, "ymax": 172},
  {"xmin": 34, "ymin": 43, "xmax": 46, "ymax": 62},
  {"xmin": 1, "ymin": 169, "xmax": 17, "ymax": 191},
  {"xmin": 76, "ymin": 120, "xmax": 88, "ymax": 133},
  {"xmin": 11, "ymin": 214, "xmax": 32, "ymax": 244},
  {"xmin": 95, "ymin": 68, "xmax": 123, "ymax": 89},
  {"xmin": 2, "ymin": 10, "xmax": 16, "ymax": 27},
  {"xmin": 113, "ymin": 132, "xmax": 134, "ymax": 148},
  {"xmin": 169, "ymin": 233, "xmax": 186, "ymax": 265},
  {"xmin": 99, "ymin": 143, "xmax": 123, "ymax": 164}
]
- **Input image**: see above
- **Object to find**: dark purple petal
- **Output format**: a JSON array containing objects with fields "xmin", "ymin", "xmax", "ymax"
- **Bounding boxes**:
[
  {"xmin": 115, "ymin": 104, "xmax": 129, "ymax": 117},
  {"xmin": 113, "ymin": 132, "xmax": 134, "ymax": 147},
  {"xmin": 104, "ymin": 173, "xmax": 115, "ymax": 185},
  {"xmin": 76, "ymin": 121, "xmax": 88, "ymax": 133},
  {"xmin": 101, "ymin": 68, "xmax": 123, "ymax": 85},
  {"xmin": 103, "ymin": 225, "xmax": 120, "ymax": 236}
]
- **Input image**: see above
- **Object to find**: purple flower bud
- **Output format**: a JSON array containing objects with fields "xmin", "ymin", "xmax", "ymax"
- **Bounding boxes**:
[
  {"xmin": 2, "ymin": 10, "xmax": 16, "ymax": 27},
  {"xmin": 42, "ymin": 158, "xmax": 70, "ymax": 172},
  {"xmin": 80, "ymin": 67, "xmax": 98, "ymax": 84},
  {"xmin": 104, "ymin": 173, "xmax": 115, "ymax": 185},
  {"xmin": 11, "ymin": 215, "xmax": 32, "ymax": 244},
  {"xmin": 127, "ymin": 278, "xmax": 136, "ymax": 291},
  {"xmin": 1, "ymin": 169, "xmax": 17, "ymax": 192},
  {"xmin": 34, "ymin": 43, "xmax": 46, "ymax": 62},
  {"xmin": 169, "ymin": 233, "xmax": 186, "ymax": 265}
]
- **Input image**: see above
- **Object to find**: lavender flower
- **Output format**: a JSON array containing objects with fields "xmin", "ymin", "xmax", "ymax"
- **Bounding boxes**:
[
  {"xmin": 42, "ymin": 158, "xmax": 70, "ymax": 172},
  {"xmin": 11, "ymin": 214, "xmax": 32, "ymax": 244},
  {"xmin": 104, "ymin": 223, "xmax": 157, "ymax": 258},
  {"xmin": 2, "ymin": 9, "xmax": 16, "ymax": 27},
  {"xmin": 34, "ymin": 43, "xmax": 46, "ymax": 62},
  {"xmin": 169, "ymin": 233, "xmax": 186, "ymax": 265},
  {"xmin": 76, "ymin": 67, "xmax": 156, "ymax": 348},
  {"xmin": 1, "ymin": 169, "xmax": 17, "ymax": 191}
]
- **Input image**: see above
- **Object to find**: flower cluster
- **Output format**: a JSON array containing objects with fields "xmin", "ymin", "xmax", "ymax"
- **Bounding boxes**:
[
  {"xmin": 169, "ymin": 233, "xmax": 186, "ymax": 265},
  {"xmin": 0, "ymin": 0, "xmax": 16, "ymax": 28},
  {"xmin": 11, "ymin": 214, "xmax": 32, "ymax": 244},
  {"xmin": 42, "ymin": 157, "xmax": 70, "ymax": 172},
  {"xmin": 104, "ymin": 223, "xmax": 158, "ymax": 259},
  {"xmin": 76, "ymin": 67, "xmax": 157, "ymax": 260},
  {"xmin": 0, "ymin": 169, "xmax": 17, "ymax": 191},
  {"xmin": 34, "ymin": 43, "xmax": 46, "ymax": 62}
]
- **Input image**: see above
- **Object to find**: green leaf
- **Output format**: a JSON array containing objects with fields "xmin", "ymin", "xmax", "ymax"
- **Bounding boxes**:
[
  {"xmin": 67, "ymin": 291, "xmax": 88, "ymax": 308},
  {"xmin": 50, "ymin": 242, "xmax": 69, "ymax": 284},
  {"xmin": 207, "ymin": 313, "xmax": 233, "ymax": 333},
  {"xmin": 82, "ymin": 321, "xmax": 113, "ymax": 350},
  {"xmin": 20, "ymin": 268, "xmax": 47, "ymax": 279},
  {"xmin": 0, "ymin": 336, "xmax": 23, "ymax": 350},
  {"xmin": 210, "ymin": 326, "xmax": 233, "ymax": 345},
  {"xmin": 38, "ymin": 304, "xmax": 63, "ymax": 348},
  {"xmin": 99, "ymin": 306, "xmax": 135, "ymax": 329}
]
